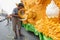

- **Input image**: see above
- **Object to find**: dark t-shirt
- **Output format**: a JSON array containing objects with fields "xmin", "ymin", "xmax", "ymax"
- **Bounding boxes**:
[
  {"xmin": 12, "ymin": 8, "xmax": 18, "ymax": 17},
  {"xmin": 12, "ymin": 8, "xmax": 25, "ymax": 18},
  {"xmin": 12, "ymin": 8, "xmax": 18, "ymax": 15}
]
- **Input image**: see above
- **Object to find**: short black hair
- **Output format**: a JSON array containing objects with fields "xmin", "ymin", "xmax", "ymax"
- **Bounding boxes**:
[{"xmin": 18, "ymin": 3, "xmax": 24, "ymax": 8}]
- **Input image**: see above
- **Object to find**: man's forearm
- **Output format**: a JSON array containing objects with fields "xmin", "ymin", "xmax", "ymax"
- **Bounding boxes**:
[
  {"xmin": 13, "ymin": 15, "xmax": 18, "ymax": 17},
  {"xmin": 12, "ymin": 14, "xmax": 18, "ymax": 17}
]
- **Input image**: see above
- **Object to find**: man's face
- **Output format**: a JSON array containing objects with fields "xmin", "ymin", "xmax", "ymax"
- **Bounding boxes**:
[{"xmin": 18, "ymin": 6, "xmax": 22, "ymax": 10}]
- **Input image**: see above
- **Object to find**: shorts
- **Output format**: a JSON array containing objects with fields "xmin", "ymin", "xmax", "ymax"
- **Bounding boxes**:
[{"xmin": 12, "ymin": 17, "xmax": 22, "ymax": 31}]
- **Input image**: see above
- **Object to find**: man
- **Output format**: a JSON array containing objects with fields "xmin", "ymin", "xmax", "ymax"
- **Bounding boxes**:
[{"xmin": 11, "ymin": 3, "xmax": 24, "ymax": 39}]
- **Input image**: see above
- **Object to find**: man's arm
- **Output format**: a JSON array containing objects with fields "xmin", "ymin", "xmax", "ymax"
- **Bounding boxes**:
[{"xmin": 11, "ymin": 14, "xmax": 18, "ymax": 17}]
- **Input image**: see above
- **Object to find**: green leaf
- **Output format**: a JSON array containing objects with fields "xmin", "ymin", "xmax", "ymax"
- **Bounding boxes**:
[
  {"xmin": 43, "ymin": 35, "xmax": 53, "ymax": 40},
  {"xmin": 39, "ymin": 33, "xmax": 44, "ymax": 40}
]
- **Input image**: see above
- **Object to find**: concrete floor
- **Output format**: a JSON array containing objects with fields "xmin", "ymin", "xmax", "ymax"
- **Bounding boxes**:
[
  {"xmin": 19, "ymin": 27, "xmax": 39, "ymax": 40},
  {"xmin": 0, "ymin": 18, "xmax": 39, "ymax": 40}
]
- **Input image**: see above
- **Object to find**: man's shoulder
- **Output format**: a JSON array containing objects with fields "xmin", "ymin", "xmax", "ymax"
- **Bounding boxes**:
[
  {"xmin": 12, "ymin": 8, "xmax": 18, "ymax": 14},
  {"xmin": 14, "ymin": 8, "xmax": 18, "ymax": 10}
]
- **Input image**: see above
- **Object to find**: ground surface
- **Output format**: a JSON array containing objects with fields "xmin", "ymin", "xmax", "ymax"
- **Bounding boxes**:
[{"xmin": 0, "ymin": 18, "xmax": 39, "ymax": 40}]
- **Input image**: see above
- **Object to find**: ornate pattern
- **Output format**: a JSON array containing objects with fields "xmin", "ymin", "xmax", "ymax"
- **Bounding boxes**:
[{"xmin": 18, "ymin": 0, "xmax": 60, "ymax": 40}]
